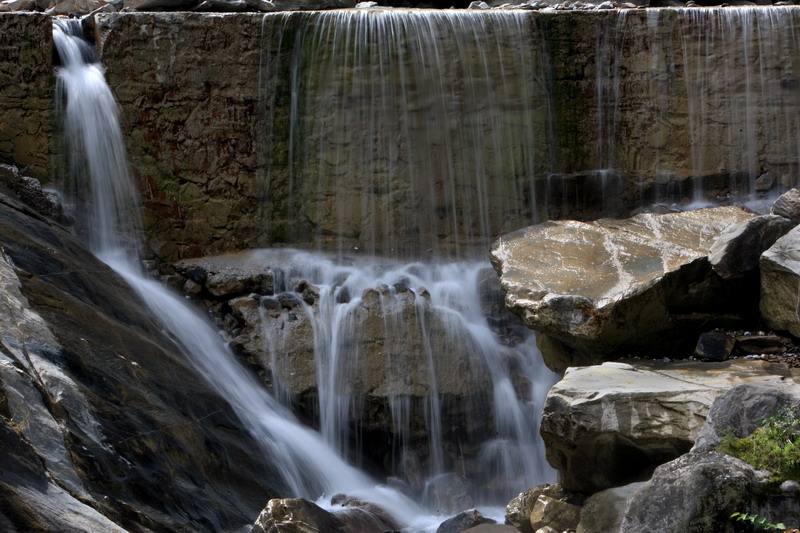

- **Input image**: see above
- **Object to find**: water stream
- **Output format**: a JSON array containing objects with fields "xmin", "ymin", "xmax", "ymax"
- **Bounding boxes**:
[{"xmin": 53, "ymin": 16, "xmax": 557, "ymax": 530}]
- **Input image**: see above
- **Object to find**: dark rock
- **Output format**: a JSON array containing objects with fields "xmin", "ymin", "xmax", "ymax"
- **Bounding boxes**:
[
  {"xmin": 330, "ymin": 494, "xmax": 402, "ymax": 531},
  {"xmin": 436, "ymin": 509, "xmax": 495, "ymax": 533},
  {"xmin": 771, "ymin": 188, "xmax": 800, "ymax": 224},
  {"xmin": 755, "ymin": 171, "xmax": 777, "ymax": 192},
  {"xmin": 734, "ymin": 334, "xmax": 788, "ymax": 355},
  {"xmin": 296, "ymin": 280, "xmax": 320, "ymax": 305},
  {"xmin": 0, "ymin": 164, "xmax": 63, "ymax": 222},
  {"xmin": 708, "ymin": 214, "xmax": 794, "ymax": 279},
  {"xmin": 0, "ymin": 192, "xmax": 281, "ymax": 530},
  {"xmin": 185, "ymin": 266, "xmax": 207, "ymax": 283},
  {"xmin": 694, "ymin": 331, "xmax": 735, "ymax": 361}
]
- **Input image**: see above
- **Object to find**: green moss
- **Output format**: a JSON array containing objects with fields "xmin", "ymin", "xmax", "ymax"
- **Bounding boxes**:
[{"xmin": 717, "ymin": 407, "xmax": 800, "ymax": 484}]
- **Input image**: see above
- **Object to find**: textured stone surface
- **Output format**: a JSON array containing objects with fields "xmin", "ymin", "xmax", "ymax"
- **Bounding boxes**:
[
  {"xmin": 619, "ymin": 451, "xmax": 759, "ymax": 533},
  {"xmin": 540, "ymin": 359, "xmax": 797, "ymax": 494},
  {"xmin": 709, "ymin": 214, "xmax": 795, "ymax": 279},
  {"xmin": 0, "ymin": 191, "xmax": 280, "ymax": 530},
  {"xmin": 692, "ymin": 381, "xmax": 800, "ymax": 452},
  {"xmin": 491, "ymin": 207, "xmax": 755, "ymax": 371},
  {"xmin": 251, "ymin": 498, "xmax": 346, "ymax": 533},
  {"xmin": 436, "ymin": 509, "xmax": 495, "ymax": 533},
  {"xmin": 761, "ymin": 225, "xmax": 800, "ymax": 337},
  {"xmin": 88, "ymin": 9, "xmax": 800, "ymax": 260},
  {"xmin": 772, "ymin": 188, "xmax": 800, "ymax": 224},
  {"xmin": 0, "ymin": 13, "xmax": 52, "ymax": 180},
  {"xmin": 529, "ymin": 495, "xmax": 581, "ymax": 532},
  {"xmin": 576, "ymin": 482, "xmax": 645, "ymax": 533}
]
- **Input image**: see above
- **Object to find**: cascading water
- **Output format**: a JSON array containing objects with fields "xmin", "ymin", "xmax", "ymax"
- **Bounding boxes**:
[
  {"xmin": 52, "ymin": 19, "xmax": 428, "ymax": 527},
  {"xmin": 259, "ymin": 9, "xmax": 554, "ymax": 258},
  {"xmin": 53, "ymin": 14, "xmax": 557, "ymax": 530}
]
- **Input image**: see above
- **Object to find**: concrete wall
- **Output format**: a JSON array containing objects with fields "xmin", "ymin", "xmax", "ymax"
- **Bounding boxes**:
[{"xmin": 0, "ymin": 13, "xmax": 52, "ymax": 180}]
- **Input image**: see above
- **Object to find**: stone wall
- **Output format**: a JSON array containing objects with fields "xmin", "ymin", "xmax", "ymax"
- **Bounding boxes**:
[
  {"xmin": 91, "ymin": 8, "xmax": 800, "ymax": 261},
  {"xmin": 0, "ymin": 13, "xmax": 52, "ymax": 180}
]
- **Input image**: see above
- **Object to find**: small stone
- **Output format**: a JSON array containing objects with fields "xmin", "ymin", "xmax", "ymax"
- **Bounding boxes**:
[
  {"xmin": 779, "ymin": 480, "xmax": 800, "ymax": 492},
  {"xmin": 468, "ymin": 0, "xmax": 489, "ymax": 7},
  {"xmin": 182, "ymin": 278, "xmax": 203, "ymax": 295},
  {"xmin": 755, "ymin": 171, "xmax": 777, "ymax": 192},
  {"xmin": 355, "ymin": 0, "xmax": 377, "ymax": 6},
  {"xmin": 694, "ymin": 332, "xmax": 735, "ymax": 361}
]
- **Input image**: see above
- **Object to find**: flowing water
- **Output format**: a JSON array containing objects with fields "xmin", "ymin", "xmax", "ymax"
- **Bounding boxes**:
[{"xmin": 53, "ymin": 16, "xmax": 557, "ymax": 530}]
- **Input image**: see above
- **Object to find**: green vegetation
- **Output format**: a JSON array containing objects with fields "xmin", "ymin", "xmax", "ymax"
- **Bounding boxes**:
[
  {"xmin": 717, "ymin": 407, "xmax": 800, "ymax": 484},
  {"xmin": 730, "ymin": 512, "xmax": 787, "ymax": 531}
]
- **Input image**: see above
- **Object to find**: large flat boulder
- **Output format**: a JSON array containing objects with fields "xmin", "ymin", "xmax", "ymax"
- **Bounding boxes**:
[
  {"xmin": 491, "ymin": 207, "xmax": 756, "ymax": 372},
  {"xmin": 540, "ymin": 359, "xmax": 797, "ymax": 494}
]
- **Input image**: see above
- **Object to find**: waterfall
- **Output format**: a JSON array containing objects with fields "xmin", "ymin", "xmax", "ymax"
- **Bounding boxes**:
[
  {"xmin": 53, "ymin": 15, "xmax": 557, "ymax": 529},
  {"xmin": 259, "ymin": 9, "xmax": 554, "ymax": 259},
  {"xmin": 53, "ymin": 19, "xmax": 425, "ymax": 522}
]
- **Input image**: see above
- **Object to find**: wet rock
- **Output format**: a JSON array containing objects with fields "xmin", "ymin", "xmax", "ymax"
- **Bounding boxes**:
[
  {"xmin": 0, "ymin": 165, "xmax": 63, "ymax": 222},
  {"xmin": 760, "ymin": 226, "xmax": 800, "ymax": 337},
  {"xmin": 529, "ymin": 495, "xmax": 581, "ymax": 532},
  {"xmin": 0, "ymin": 193, "xmax": 279, "ymax": 530},
  {"xmin": 620, "ymin": 451, "xmax": 758, "ymax": 533},
  {"xmin": 436, "ymin": 508, "xmax": 495, "ymax": 533},
  {"xmin": 708, "ymin": 214, "xmax": 794, "ymax": 279},
  {"xmin": 771, "ymin": 188, "xmax": 800, "ymax": 224},
  {"xmin": 251, "ymin": 498, "xmax": 346, "ymax": 533},
  {"xmin": 174, "ymin": 254, "xmax": 274, "ymax": 298},
  {"xmin": 540, "ymin": 359, "xmax": 789, "ymax": 494},
  {"xmin": 755, "ymin": 170, "xmax": 777, "ymax": 192},
  {"xmin": 576, "ymin": 482, "xmax": 645, "ymax": 533},
  {"xmin": 694, "ymin": 331, "xmax": 735, "ymax": 361},
  {"xmin": 426, "ymin": 473, "xmax": 474, "ymax": 515},
  {"xmin": 330, "ymin": 494, "xmax": 402, "ymax": 532},
  {"xmin": 491, "ymin": 207, "xmax": 755, "ymax": 372}
]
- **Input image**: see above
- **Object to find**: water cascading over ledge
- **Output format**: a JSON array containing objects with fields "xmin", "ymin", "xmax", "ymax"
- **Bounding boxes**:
[{"xmin": 92, "ymin": 6, "xmax": 800, "ymax": 262}]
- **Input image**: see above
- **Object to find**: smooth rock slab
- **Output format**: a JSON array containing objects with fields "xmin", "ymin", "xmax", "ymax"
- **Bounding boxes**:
[
  {"xmin": 540, "ymin": 359, "xmax": 796, "ymax": 494},
  {"xmin": 491, "ymin": 207, "xmax": 755, "ymax": 371}
]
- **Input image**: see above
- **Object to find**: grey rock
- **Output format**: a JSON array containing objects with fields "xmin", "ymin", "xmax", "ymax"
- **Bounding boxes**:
[
  {"xmin": 540, "ymin": 359, "xmax": 789, "ymax": 494},
  {"xmin": 505, "ymin": 484, "xmax": 575, "ymax": 533},
  {"xmin": 576, "ymin": 482, "xmax": 645, "ymax": 533},
  {"xmin": 436, "ymin": 509, "xmax": 495, "ymax": 533},
  {"xmin": 692, "ymin": 382, "xmax": 800, "ymax": 452},
  {"xmin": 760, "ymin": 225, "xmax": 800, "ymax": 337},
  {"xmin": 468, "ymin": 1, "xmax": 490, "ymax": 7},
  {"xmin": 771, "ymin": 188, "xmax": 800, "ymax": 224},
  {"xmin": 708, "ymin": 214, "xmax": 794, "ymax": 279},
  {"xmin": 620, "ymin": 451, "xmax": 758, "ymax": 533}
]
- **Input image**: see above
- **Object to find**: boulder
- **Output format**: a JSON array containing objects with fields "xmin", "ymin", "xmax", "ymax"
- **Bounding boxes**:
[
  {"xmin": 529, "ymin": 495, "xmax": 581, "ymax": 532},
  {"xmin": 491, "ymin": 207, "xmax": 755, "ymax": 372},
  {"xmin": 692, "ymin": 381, "xmax": 800, "ymax": 452},
  {"xmin": 771, "ymin": 187, "xmax": 800, "ymax": 224},
  {"xmin": 174, "ymin": 254, "xmax": 275, "ymax": 298},
  {"xmin": 761, "ymin": 225, "xmax": 800, "ymax": 337},
  {"xmin": 540, "ymin": 359, "xmax": 793, "ymax": 494},
  {"xmin": 251, "ymin": 498, "xmax": 346, "ymax": 533},
  {"xmin": 576, "ymin": 482, "xmax": 645, "ymax": 533},
  {"xmin": 436, "ymin": 509, "xmax": 495, "ymax": 533},
  {"xmin": 708, "ymin": 214, "xmax": 794, "ymax": 279},
  {"xmin": 619, "ymin": 451, "xmax": 760, "ymax": 533}
]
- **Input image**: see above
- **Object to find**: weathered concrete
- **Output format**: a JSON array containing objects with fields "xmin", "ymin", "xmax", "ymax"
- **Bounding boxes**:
[
  {"xmin": 89, "ymin": 8, "xmax": 800, "ymax": 261},
  {"xmin": 0, "ymin": 13, "xmax": 52, "ymax": 180}
]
